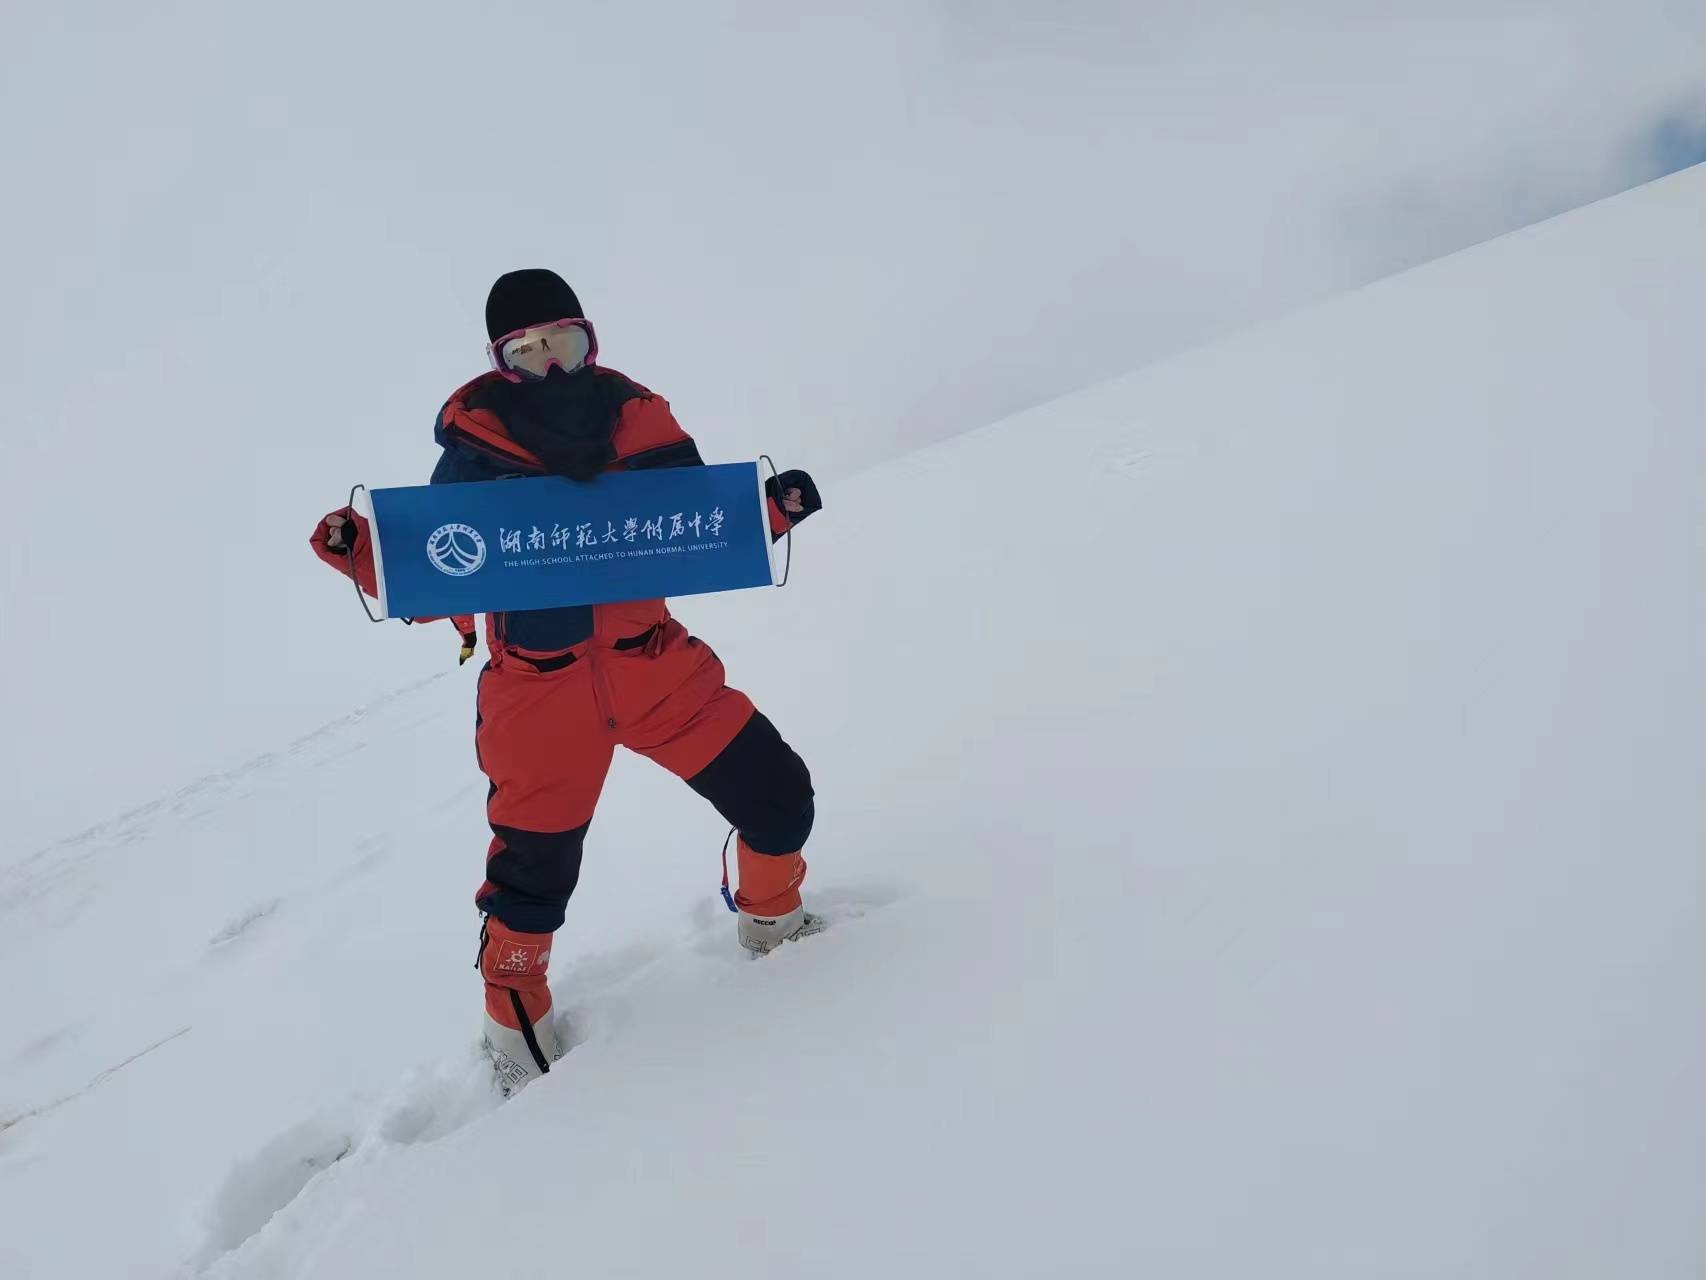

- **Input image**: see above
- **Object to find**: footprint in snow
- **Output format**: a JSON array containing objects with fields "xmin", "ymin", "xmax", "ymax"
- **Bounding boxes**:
[
  {"xmin": 198, "ymin": 1114, "xmax": 359, "ymax": 1261},
  {"xmin": 686, "ymin": 878, "xmax": 904, "ymax": 957},
  {"xmin": 192, "ymin": 894, "xmax": 900, "ymax": 1268},
  {"xmin": 194, "ymin": 1047, "xmax": 502, "ymax": 1270},
  {"xmin": 1108, "ymin": 447, "xmax": 1155, "ymax": 471},
  {"xmin": 207, "ymin": 898, "xmax": 283, "ymax": 948},
  {"xmin": 557, "ymin": 938, "xmax": 673, "ymax": 995},
  {"xmin": 347, "ymin": 833, "xmax": 397, "ymax": 876}
]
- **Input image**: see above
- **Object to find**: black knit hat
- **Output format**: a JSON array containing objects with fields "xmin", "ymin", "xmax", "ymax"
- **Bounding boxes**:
[{"xmin": 485, "ymin": 269, "xmax": 584, "ymax": 340}]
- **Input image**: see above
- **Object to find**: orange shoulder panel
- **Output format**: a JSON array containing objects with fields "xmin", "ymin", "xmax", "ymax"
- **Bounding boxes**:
[{"xmin": 611, "ymin": 392, "xmax": 689, "ymax": 461}]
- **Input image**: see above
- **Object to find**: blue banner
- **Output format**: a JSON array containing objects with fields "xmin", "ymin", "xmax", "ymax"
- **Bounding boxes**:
[{"xmin": 367, "ymin": 463, "xmax": 774, "ymax": 619}]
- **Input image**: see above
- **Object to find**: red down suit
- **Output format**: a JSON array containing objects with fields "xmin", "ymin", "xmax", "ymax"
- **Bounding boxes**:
[{"xmin": 311, "ymin": 367, "xmax": 815, "ymax": 1032}]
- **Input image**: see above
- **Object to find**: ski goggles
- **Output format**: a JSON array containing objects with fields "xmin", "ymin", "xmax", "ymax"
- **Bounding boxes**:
[{"xmin": 486, "ymin": 317, "xmax": 598, "ymax": 382}]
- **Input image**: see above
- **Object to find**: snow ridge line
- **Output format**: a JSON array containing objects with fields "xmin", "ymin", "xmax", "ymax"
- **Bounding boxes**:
[
  {"xmin": 0, "ymin": 1025, "xmax": 192, "ymax": 1135},
  {"xmin": 6, "ymin": 671, "xmax": 452, "ymax": 877}
]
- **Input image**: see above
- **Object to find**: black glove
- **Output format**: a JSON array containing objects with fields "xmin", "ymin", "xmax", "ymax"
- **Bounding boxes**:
[
  {"xmin": 458, "ymin": 631, "xmax": 479, "ymax": 666},
  {"xmin": 766, "ymin": 469, "xmax": 822, "ymax": 527},
  {"xmin": 323, "ymin": 510, "xmax": 358, "ymax": 556}
]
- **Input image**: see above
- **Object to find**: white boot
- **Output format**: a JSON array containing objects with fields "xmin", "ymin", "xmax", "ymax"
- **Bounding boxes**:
[
  {"xmin": 482, "ymin": 1010, "xmax": 564, "ymax": 1096},
  {"xmin": 737, "ymin": 904, "xmax": 827, "ymax": 956}
]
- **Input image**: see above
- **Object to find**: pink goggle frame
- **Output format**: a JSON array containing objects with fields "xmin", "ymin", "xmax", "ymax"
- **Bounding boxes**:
[{"xmin": 486, "ymin": 317, "xmax": 599, "ymax": 383}]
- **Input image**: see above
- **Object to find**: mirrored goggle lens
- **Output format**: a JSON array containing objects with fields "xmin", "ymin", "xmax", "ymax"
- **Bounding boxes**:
[{"xmin": 493, "ymin": 321, "xmax": 592, "ymax": 380}]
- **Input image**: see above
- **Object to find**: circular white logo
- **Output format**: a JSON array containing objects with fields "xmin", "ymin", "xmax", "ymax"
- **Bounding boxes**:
[{"xmin": 426, "ymin": 523, "xmax": 486, "ymax": 576}]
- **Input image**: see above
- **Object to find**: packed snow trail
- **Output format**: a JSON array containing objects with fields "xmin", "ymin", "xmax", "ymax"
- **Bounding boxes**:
[{"xmin": 2, "ymin": 165, "xmax": 1703, "ymax": 1278}]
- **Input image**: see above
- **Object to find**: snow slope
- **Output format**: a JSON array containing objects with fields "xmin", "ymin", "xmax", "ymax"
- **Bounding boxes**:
[{"xmin": 3, "ymin": 164, "xmax": 1703, "ymax": 1278}]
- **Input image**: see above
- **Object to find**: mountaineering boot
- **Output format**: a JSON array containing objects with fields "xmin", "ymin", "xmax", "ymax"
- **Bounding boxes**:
[
  {"xmin": 482, "ymin": 1009, "xmax": 564, "ymax": 1096},
  {"xmin": 477, "ymin": 917, "xmax": 561, "ymax": 1095},
  {"xmin": 738, "ymin": 904, "xmax": 828, "ymax": 955},
  {"xmin": 728, "ymin": 835, "xmax": 815, "ymax": 954}
]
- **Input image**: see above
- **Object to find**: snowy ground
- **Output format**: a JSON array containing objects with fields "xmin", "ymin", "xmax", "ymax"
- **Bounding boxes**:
[{"xmin": 3, "ymin": 165, "xmax": 1702, "ymax": 1278}]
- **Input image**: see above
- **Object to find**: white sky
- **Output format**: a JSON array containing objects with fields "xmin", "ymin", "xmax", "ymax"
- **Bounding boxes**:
[{"xmin": 3, "ymin": 1, "xmax": 1703, "ymax": 850}]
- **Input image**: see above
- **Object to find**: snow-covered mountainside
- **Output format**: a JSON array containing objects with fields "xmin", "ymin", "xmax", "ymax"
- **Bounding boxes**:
[{"xmin": 4, "ymin": 164, "xmax": 1703, "ymax": 1279}]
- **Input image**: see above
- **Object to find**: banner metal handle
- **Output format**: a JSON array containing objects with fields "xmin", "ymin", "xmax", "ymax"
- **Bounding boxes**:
[
  {"xmin": 758, "ymin": 454, "xmax": 792, "ymax": 588},
  {"xmin": 345, "ymin": 483, "xmax": 386, "ymax": 624}
]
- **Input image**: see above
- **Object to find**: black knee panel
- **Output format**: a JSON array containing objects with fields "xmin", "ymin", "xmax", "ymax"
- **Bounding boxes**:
[
  {"xmin": 688, "ymin": 712, "xmax": 815, "ymax": 854},
  {"xmin": 477, "ymin": 821, "xmax": 590, "ymax": 932}
]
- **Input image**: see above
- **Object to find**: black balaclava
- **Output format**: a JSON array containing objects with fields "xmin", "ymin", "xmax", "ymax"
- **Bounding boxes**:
[{"xmin": 481, "ymin": 269, "xmax": 629, "ymax": 482}]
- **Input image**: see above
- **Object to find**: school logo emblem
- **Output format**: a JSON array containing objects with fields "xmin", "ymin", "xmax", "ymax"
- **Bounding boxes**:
[{"xmin": 426, "ymin": 523, "xmax": 486, "ymax": 576}]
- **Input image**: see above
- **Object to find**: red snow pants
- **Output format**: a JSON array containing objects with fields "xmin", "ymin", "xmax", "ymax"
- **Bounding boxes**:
[{"xmin": 474, "ymin": 619, "xmax": 813, "ymax": 1030}]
